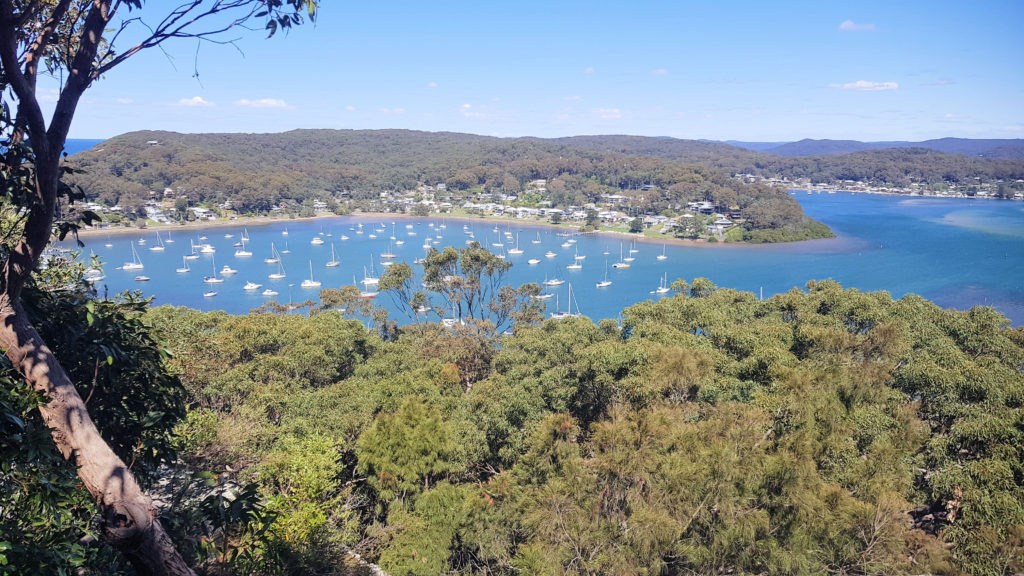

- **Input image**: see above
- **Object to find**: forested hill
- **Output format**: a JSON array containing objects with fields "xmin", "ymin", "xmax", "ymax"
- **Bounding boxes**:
[
  {"xmin": 757, "ymin": 137, "xmax": 1024, "ymax": 158},
  {"xmin": 67, "ymin": 130, "xmax": 1024, "ymax": 216},
  {"xmin": 72, "ymin": 129, "xmax": 1024, "ymax": 195}
]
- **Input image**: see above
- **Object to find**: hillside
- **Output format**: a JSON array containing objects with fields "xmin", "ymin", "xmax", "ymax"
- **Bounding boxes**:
[
  {"xmin": 67, "ymin": 130, "xmax": 834, "ymax": 242},
  {"xmin": 732, "ymin": 137, "xmax": 1024, "ymax": 159}
]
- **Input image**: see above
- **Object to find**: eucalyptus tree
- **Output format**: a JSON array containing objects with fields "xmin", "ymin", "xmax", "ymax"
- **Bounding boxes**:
[
  {"xmin": 0, "ymin": 1, "xmax": 315, "ymax": 574},
  {"xmin": 421, "ymin": 242, "xmax": 543, "ymax": 332}
]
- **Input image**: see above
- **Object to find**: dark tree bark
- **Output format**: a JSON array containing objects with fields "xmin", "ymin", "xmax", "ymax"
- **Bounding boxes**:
[{"xmin": 0, "ymin": 1, "xmax": 315, "ymax": 573}]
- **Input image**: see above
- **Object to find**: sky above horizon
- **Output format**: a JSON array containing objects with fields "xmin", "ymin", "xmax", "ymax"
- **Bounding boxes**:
[{"xmin": 44, "ymin": 0, "xmax": 1024, "ymax": 141}]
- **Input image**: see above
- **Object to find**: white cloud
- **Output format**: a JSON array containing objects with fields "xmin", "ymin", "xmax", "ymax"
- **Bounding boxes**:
[
  {"xmin": 236, "ymin": 98, "xmax": 291, "ymax": 109},
  {"xmin": 491, "ymin": 97, "xmax": 501, "ymax": 102},
  {"xmin": 595, "ymin": 108, "xmax": 622, "ymax": 119},
  {"xmin": 427, "ymin": 81, "xmax": 438, "ymax": 88},
  {"xmin": 563, "ymin": 95, "xmax": 581, "ymax": 101},
  {"xmin": 379, "ymin": 107, "xmax": 405, "ymax": 114},
  {"xmin": 176, "ymin": 96, "xmax": 214, "ymax": 107},
  {"xmin": 116, "ymin": 97, "xmax": 134, "ymax": 104},
  {"xmin": 462, "ymin": 103, "xmax": 472, "ymax": 109},
  {"xmin": 828, "ymin": 80, "xmax": 898, "ymax": 91},
  {"xmin": 583, "ymin": 67, "xmax": 595, "ymax": 75},
  {"xmin": 838, "ymin": 20, "xmax": 875, "ymax": 31},
  {"xmin": 39, "ymin": 89, "xmax": 60, "ymax": 103},
  {"xmin": 345, "ymin": 105, "xmax": 356, "ymax": 111},
  {"xmin": 650, "ymin": 68, "xmax": 669, "ymax": 76}
]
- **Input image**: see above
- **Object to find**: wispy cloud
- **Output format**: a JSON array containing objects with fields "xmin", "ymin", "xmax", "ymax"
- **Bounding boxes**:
[
  {"xmin": 116, "ymin": 97, "xmax": 134, "ymax": 105},
  {"xmin": 563, "ymin": 95, "xmax": 581, "ymax": 101},
  {"xmin": 829, "ymin": 80, "xmax": 898, "ymax": 92},
  {"xmin": 427, "ymin": 81, "xmax": 438, "ymax": 88},
  {"xmin": 650, "ymin": 68, "xmax": 669, "ymax": 76},
  {"xmin": 176, "ymin": 96, "xmax": 214, "ymax": 107},
  {"xmin": 39, "ymin": 89, "xmax": 60, "ymax": 103},
  {"xmin": 838, "ymin": 20, "xmax": 875, "ymax": 31},
  {"xmin": 583, "ymin": 67, "xmax": 595, "ymax": 75},
  {"xmin": 594, "ymin": 108, "xmax": 622, "ymax": 119},
  {"xmin": 236, "ymin": 98, "xmax": 291, "ymax": 109},
  {"xmin": 920, "ymin": 79, "xmax": 957, "ymax": 87},
  {"xmin": 379, "ymin": 107, "xmax": 405, "ymax": 115},
  {"xmin": 345, "ymin": 105, "xmax": 356, "ymax": 111}
]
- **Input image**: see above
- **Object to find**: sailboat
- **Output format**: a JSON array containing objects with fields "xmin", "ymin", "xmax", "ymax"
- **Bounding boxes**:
[
  {"xmin": 381, "ymin": 241, "xmax": 397, "ymax": 259},
  {"xmin": 362, "ymin": 258, "xmax": 380, "ymax": 285},
  {"xmin": 655, "ymin": 272, "xmax": 671, "ymax": 294},
  {"xmin": 531, "ymin": 232, "xmax": 542, "ymax": 244},
  {"xmin": 264, "ymin": 243, "xmax": 280, "ymax": 264},
  {"xmin": 543, "ymin": 273, "xmax": 565, "ymax": 286},
  {"xmin": 596, "ymin": 261, "xmax": 612, "ymax": 288},
  {"xmin": 301, "ymin": 260, "xmax": 321, "ymax": 288},
  {"xmin": 268, "ymin": 258, "xmax": 286, "ymax": 279},
  {"xmin": 612, "ymin": 243, "xmax": 631, "ymax": 268},
  {"xmin": 357, "ymin": 275, "xmax": 378, "ymax": 299},
  {"xmin": 280, "ymin": 242, "xmax": 291, "ymax": 254},
  {"xmin": 573, "ymin": 246, "xmax": 585, "ymax": 261},
  {"xmin": 326, "ymin": 243, "xmax": 341, "ymax": 267},
  {"xmin": 165, "ymin": 231, "xmax": 174, "ymax": 244},
  {"xmin": 241, "ymin": 228, "xmax": 250, "ymax": 242},
  {"xmin": 508, "ymin": 233, "xmax": 523, "ymax": 255},
  {"xmin": 148, "ymin": 231, "xmax": 165, "ymax": 251},
  {"xmin": 203, "ymin": 257, "xmax": 224, "ymax": 284},
  {"xmin": 175, "ymin": 256, "xmax": 190, "ymax": 274},
  {"xmin": 122, "ymin": 244, "xmax": 144, "ymax": 270},
  {"xmin": 550, "ymin": 283, "xmax": 581, "ymax": 319},
  {"xmin": 184, "ymin": 240, "xmax": 200, "ymax": 260},
  {"xmin": 566, "ymin": 255, "xmax": 582, "ymax": 270},
  {"xmin": 104, "ymin": 235, "xmax": 113, "ymax": 248},
  {"xmin": 657, "ymin": 243, "xmax": 668, "ymax": 261},
  {"xmin": 235, "ymin": 237, "xmax": 252, "ymax": 257}
]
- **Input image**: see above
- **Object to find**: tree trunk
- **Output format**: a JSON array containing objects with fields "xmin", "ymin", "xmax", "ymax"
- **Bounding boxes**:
[{"xmin": 0, "ymin": 296, "xmax": 196, "ymax": 576}]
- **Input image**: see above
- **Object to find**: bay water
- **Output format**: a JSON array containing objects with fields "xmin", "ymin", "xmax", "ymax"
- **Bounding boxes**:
[{"xmin": 72, "ymin": 192, "xmax": 1024, "ymax": 324}]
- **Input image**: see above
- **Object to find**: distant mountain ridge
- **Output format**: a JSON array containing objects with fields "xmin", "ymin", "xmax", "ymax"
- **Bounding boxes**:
[{"xmin": 725, "ymin": 138, "xmax": 1024, "ymax": 159}]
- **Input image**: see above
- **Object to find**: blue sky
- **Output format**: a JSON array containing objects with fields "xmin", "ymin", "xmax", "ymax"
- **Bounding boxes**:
[{"xmin": 47, "ymin": 0, "xmax": 1024, "ymax": 141}]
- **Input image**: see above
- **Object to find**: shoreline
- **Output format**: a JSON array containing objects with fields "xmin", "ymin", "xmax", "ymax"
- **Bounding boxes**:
[
  {"xmin": 75, "ymin": 210, "xmax": 822, "ymax": 250},
  {"xmin": 350, "ymin": 211, "xmax": 733, "ymax": 249}
]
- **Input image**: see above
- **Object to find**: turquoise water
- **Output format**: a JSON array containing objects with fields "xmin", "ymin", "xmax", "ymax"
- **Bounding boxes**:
[{"xmin": 74, "ymin": 192, "xmax": 1024, "ymax": 324}]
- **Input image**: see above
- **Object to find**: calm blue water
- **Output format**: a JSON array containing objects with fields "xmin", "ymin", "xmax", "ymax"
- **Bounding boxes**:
[{"xmin": 71, "ymin": 192, "xmax": 1024, "ymax": 324}]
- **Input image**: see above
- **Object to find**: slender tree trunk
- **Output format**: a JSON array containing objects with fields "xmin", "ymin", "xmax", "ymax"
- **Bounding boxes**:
[{"xmin": 0, "ymin": 296, "xmax": 196, "ymax": 576}]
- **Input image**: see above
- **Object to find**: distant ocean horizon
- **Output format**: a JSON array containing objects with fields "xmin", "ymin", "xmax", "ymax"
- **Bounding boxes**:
[{"xmin": 64, "ymin": 138, "xmax": 105, "ymax": 156}]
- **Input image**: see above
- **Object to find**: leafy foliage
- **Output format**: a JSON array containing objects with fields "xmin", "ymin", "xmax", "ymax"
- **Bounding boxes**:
[{"xmin": 142, "ymin": 278, "xmax": 1024, "ymax": 575}]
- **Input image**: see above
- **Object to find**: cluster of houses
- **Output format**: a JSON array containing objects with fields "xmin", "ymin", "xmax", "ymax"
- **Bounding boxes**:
[
  {"xmin": 740, "ymin": 174, "xmax": 1024, "ymax": 200},
  {"xmin": 83, "ymin": 177, "xmax": 748, "ymax": 237}
]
